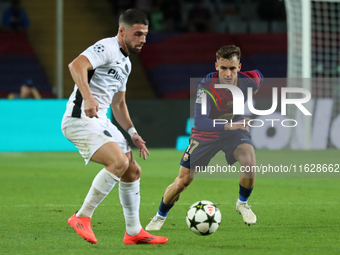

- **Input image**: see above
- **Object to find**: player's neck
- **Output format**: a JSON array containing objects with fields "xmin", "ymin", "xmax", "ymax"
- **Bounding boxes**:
[{"xmin": 117, "ymin": 35, "xmax": 130, "ymax": 56}]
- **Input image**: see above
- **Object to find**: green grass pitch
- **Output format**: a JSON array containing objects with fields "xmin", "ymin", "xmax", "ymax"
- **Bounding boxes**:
[{"xmin": 0, "ymin": 149, "xmax": 339, "ymax": 255}]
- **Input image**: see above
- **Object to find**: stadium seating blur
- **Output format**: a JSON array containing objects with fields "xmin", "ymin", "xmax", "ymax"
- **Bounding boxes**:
[
  {"xmin": 139, "ymin": 32, "xmax": 287, "ymax": 98},
  {"xmin": 0, "ymin": 0, "xmax": 287, "ymax": 99},
  {"xmin": 136, "ymin": 0, "xmax": 287, "ymax": 98},
  {"xmin": 0, "ymin": 32, "xmax": 54, "ymax": 98}
]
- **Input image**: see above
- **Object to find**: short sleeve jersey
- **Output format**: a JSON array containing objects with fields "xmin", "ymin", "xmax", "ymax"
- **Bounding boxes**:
[{"xmin": 64, "ymin": 36, "xmax": 131, "ymax": 119}]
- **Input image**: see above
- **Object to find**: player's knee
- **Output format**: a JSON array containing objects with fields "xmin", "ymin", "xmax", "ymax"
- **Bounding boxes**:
[
  {"xmin": 107, "ymin": 157, "xmax": 129, "ymax": 177},
  {"xmin": 235, "ymin": 146, "xmax": 256, "ymax": 167},
  {"xmin": 118, "ymin": 157, "xmax": 130, "ymax": 172},
  {"xmin": 175, "ymin": 181, "xmax": 186, "ymax": 194},
  {"xmin": 241, "ymin": 155, "xmax": 256, "ymax": 167},
  {"xmin": 240, "ymin": 154, "xmax": 256, "ymax": 178},
  {"xmin": 246, "ymin": 153, "xmax": 256, "ymax": 166},
  {"xmin": 120, "ymin": 160, "xmax": 141, "ymax": 182},
  {"xmin": 133, "ymin": 163, "xmax": 142, "ymax": 180}
]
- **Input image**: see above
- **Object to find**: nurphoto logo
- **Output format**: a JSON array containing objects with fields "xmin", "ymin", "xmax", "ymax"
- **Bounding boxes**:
[{"xmin": 200, "ymin": 84, "xmax": 312, "ymax": 128}]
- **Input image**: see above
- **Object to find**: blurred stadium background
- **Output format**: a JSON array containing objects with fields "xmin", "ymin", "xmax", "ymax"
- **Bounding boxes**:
[{"xmin": 0, "ymin": 0, "xmax": 339, "ymax": 151}]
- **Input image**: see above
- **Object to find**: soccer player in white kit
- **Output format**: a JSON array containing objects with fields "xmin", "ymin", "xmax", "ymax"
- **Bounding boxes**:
[{"xmin": 61, "ymin": 9, "xmax": 168, "ymax": 245}]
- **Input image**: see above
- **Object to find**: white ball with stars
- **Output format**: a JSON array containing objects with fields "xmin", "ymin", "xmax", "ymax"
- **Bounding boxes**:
[{"xmin": 186, "ymin": 200, "xmax": 221, "ymax": 235}]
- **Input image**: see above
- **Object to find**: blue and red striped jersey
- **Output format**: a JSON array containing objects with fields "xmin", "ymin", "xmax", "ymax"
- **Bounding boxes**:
[{"xmin": 192, "ymin": 70, "xmax": 263, "ymax": 141}]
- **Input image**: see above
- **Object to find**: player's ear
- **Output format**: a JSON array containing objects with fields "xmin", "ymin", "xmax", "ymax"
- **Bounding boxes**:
[
  {"xmin": 215, "ymin": 61, "xmax": 218, "ymax": 71},
  {"xmin": 118, "ymin": 26, "xmax": 125, "ymax": 37},
  {"xmin": 238, "ymin": 63, "xmax": 242, "ymax": 72}
]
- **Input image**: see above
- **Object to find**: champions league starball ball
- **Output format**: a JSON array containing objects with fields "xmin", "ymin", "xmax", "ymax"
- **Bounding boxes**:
[{"xmin": 186, "ymin": 200, "xmax": 222, "ymax": 235}]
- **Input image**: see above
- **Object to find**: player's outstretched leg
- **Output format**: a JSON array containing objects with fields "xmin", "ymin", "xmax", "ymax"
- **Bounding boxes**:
[
  {"xmin": 67, "ymin": 168, "xmax": 120, "ymax": 243},
  {"xmin": 146, "ymin": 166, "xmax": 193, "ymax": 231}
]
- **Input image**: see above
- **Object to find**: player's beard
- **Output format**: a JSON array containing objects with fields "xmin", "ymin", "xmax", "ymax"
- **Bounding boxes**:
[{"xmin": 126, "ymin": 42, "xmax": 143, "ymax": 55}]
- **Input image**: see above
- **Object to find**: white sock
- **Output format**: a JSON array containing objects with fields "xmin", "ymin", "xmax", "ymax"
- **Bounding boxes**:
[
  {"xmin": 156, "ymin": 212, "xmax": 166, "ymax": 218},
  {"xmin": 119, "ymin": 179, "xmax": 142, "ymax": 236},
  {"xmin": 237, "ymin": 198, "xmax": 247, "ymax": 204},
  {"xmin": 76, "ymin": 168, "xmax": 120, "ymax": 218}
]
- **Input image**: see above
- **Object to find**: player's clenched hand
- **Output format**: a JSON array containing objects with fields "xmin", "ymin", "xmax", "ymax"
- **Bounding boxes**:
[
  {"xmin": 131, "ymin": 134, "xmax": 150, "ymax": 160},
  {"xmin": 224, "ymin": 119, "xmax": 251, "ymax": 132},
  {"xmin": 84, "ymin": 97, "xmax": 99, "ymax": 118}
]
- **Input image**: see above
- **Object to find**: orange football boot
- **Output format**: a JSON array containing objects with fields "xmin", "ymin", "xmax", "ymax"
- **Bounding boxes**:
[
  {"xmin": 67, "ymin": 213, "xmax": 97, "ymax": 244},
  {"xmin": 123, "ymin": 228, "xmax": 168, "ymax": 245}
]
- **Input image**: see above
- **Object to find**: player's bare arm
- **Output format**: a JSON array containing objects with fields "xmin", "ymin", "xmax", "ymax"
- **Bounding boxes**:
[
  {"xmin": 111, "ymin": 91, "xmax": 150, "ymax": 160},
  {"xmin": 68, "ymin": 55, "xmax": 99, "ymax": 118}
]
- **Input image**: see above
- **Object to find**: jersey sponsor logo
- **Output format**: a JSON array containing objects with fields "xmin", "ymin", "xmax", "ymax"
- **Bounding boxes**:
[
  {"xmin": 108, "ymin": 68, "xmax": 125, "ymax": 83},
  {"xmin": 93, "ymin": 44, "xmax": 105, "ymax": 53},
  {"xmin": 103, "ymin": 130, "xmax": 112, "ymax": 137}
]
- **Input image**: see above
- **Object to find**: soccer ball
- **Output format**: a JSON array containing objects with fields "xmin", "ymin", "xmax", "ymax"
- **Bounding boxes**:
[{"xmin": 186, "ymin": 200, "xmax": 221, "ymax": 235}]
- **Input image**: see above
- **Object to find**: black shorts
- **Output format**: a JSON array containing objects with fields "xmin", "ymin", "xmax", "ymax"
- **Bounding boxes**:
[{"xmin": 180, "ymin": 130, "xmax": 253, "ymax": 169}]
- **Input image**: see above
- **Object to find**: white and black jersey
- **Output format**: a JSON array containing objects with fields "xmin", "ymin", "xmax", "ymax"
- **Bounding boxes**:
[{"xmin": 63, "ymin": 36, "xmax": 131, "ymax": 120}]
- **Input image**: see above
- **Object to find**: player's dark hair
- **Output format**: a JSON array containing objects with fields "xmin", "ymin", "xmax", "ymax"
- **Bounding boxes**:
[
  {"xmin": 118, "ymin": 9, "xmax": 149, "ymax": 27},
  {"xmin": 216, "ymin": 45, "xmax": 241, "ymax": 61}
]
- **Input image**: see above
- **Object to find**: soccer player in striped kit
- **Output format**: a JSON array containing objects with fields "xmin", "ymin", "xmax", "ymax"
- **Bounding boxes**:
[{"xmin": 146, "ymin": 45, "xmax": 263, "ymax": 231}]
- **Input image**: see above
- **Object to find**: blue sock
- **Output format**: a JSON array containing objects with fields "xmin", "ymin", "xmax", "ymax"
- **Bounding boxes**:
[
  {"xmin": 238, "ymin": 184, "xmax": 253, "ymax": 202},
  {"xmin": 157, "ymin": 197, "xmax": 174, "ymax": 217}
]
